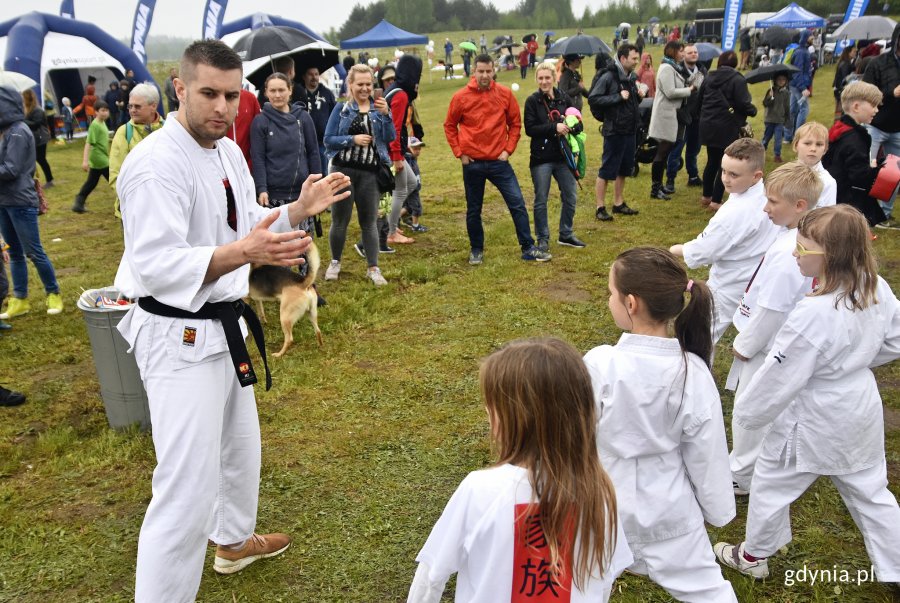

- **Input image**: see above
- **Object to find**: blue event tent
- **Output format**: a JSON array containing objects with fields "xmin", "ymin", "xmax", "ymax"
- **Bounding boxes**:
[
  {"xmin": 340, "ymin": 19, "xmax": 428, "ymax": 49},
  {"xmin": 0, "ymin": 11, "xmax": 156, "ymax": 105},
  {"xmin": 755, "ymin": 3, "xmax": 826, "ymax": 29}
]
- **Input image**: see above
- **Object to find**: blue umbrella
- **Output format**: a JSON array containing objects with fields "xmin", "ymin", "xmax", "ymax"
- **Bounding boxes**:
[
  {"xmin": 544, "ymin": 31, "xmax": 556, "ymax": 36},
  {"xmin": 694, "ymin": 42, "xmax": 722, "ymax": 62},
  {"xmin": 648, "ymin": 17, "xmax": 660, "ymax": 23}
]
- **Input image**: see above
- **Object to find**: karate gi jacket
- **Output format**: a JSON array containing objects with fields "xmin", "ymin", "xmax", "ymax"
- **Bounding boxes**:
[
  {"xmin": 584, "ymin": 335, "xmax": 735, "ymax": 544},
  {"xmin": 114, "ymin": 116, "xmax": 296, "ymax": 364},
  {"xmin": 682, "ymin": 180, "xmax": 780, "ymax": 300},
  {"xmin": 735, "ymin": 277, "xmax": 900, "ymax": 475}
]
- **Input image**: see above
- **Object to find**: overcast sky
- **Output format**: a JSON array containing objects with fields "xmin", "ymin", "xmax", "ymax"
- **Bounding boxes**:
[{"xmin": 0, "ymin": 1, "xmax": 598, "ymax": 39}]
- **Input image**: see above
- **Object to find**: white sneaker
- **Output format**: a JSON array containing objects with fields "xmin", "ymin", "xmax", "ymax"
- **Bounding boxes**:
[
  {"xmin": 325, "ymin": 260, "xmax": 341, "ymax": 281},
  {"xmin": 714, "ymin": 541, "xmax": 769, "ymax": 579},
  {"xmin": 367, "ymin": 267, "xmax": 387, "ymax": 286},
  {"xmin": 733, "ymin": 481, "xmax": 749, "ymax": 497}
]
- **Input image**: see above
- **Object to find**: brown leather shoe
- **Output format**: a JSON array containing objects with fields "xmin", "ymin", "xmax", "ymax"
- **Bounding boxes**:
[
  {"xmin": 213, "ymin": 532, "xmax": 291, "ymax": 575},
  {"xmin": 699, "ymin": 195, "xmax": 712, "ymax": 208}
]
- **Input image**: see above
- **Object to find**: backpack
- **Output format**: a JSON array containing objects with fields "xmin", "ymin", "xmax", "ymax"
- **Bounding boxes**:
[
  {"xmin": 125, "ymin": 118, "xmax": 164, "ymax": 145},
  {"xmin": 589, "ymin": 68, "xmax": 623, "ymax": 123}
]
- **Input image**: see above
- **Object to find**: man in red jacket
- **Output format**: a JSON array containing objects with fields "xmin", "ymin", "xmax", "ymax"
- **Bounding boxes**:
[{"xmin": 444, "ymin": 55, "xmax": 551, "ymax": 265}]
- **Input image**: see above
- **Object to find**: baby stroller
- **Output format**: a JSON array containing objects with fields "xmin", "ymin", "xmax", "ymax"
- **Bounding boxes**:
[{"xmin": 632, "ymin": 96, "xmax": 682, "ymax": 177}]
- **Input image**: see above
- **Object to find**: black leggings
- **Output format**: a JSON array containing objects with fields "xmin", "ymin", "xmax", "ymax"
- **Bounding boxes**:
[
  {"xmin": 703, "ymin": 145, "xmax": 726, "ymax": 203},
  {"xmin": 651, "ymin": 139, "xmax": 676, "ymax": 183},
  {"xmin": 35, "ymin": 144, "xmax": 53, "ymax": 183}
]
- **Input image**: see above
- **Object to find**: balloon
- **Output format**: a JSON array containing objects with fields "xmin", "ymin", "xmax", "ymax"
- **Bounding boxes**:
[{"xmin": 511, "ymin": 82, "xmax": 520, "ymax": 91}]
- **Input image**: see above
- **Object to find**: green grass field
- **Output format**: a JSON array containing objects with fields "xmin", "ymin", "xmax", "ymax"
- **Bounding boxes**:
[{"xmin": 0, "ymin": 29, "xmax": 898, "ymax": 602}]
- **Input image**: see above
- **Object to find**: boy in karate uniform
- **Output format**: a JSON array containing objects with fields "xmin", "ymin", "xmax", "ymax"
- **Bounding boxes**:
[
  {"xmin": 793, "ymin": 122, "xmax": 836, "ymax": 207},
  {"xmin": 726, "ymin": 161, "xmax": 823, "ymax": 496},
  {"xmin": 671, "ymin": 138, "xmax": 780, "ymax": 343}
]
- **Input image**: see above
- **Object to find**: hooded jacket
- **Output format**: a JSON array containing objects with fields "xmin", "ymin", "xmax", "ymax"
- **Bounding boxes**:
[
  {"xmin": 863, "ymin": 23, "xmax": 900, "ymax": 133},
  {"xmin": 636, "ymin": 53, "xmax": 656, "ymax": 98},
  {"xmin": 588, "ymin": 57, "xmax": 642, "ymax": 137},
  {"xmin": 387, "ymin": 54, "xmax": 422, "ymax": 160},
  {"xmin": 250, "ymin": 102, "xmax": 321, "ymax": 200},
  {"xmin": 444, "ymin": 77, "xmax": 521, "ymax": 160},
  {"xmin": 697, "ymin": 66, "xmax": 757, "ymax": 149},
  {"xmin": 822, "ymin": 115, "xmax": 885, "ymax": 226},
  {"xmin": 0, "ymin": 86, "xmax": 39, "ymax": 208}
]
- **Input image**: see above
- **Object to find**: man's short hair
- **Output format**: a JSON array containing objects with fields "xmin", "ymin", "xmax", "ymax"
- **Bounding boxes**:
[
  {"xmin": 765, "ymin": 161, "xmax": 823, "ymax": 208},
  {"xmin": 724, "ymin": 137, "xmax": 765, "ymax": 172},
  {"xmin": 180, "ymin": 39, "xmax": 243, "ymax": 83},
  {"xmin": 130, "ymin": 83, "xmax": 160, "ymax": 106},
  {"xmin": 474, "ymin": 53, "xmax": 493, "ymax": 66},
  {"xmin": 840, "ymin": 81, "xmax": 883, "ymax": 112},
  {"xmin": 273, "ymin": 55, "xmax": 295, "ymax": 75},
  {"xmin": 793, "ymin": 121, "xmax": 828, "ymax": 145},
  {"xmin": 93, "ymin": 99, "xmax": 109, "ymax": 111},
  {"xmin": 616, "ymin": 43, "xmax": 638, "ymax": 60}
]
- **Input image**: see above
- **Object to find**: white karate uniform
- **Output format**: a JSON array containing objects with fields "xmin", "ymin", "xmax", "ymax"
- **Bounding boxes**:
[
  {"xmin": 682, "ymin": 181, "xmax": 780, "ymax": 342},
  {"xmin": 408, "ymin": 464, "xmax": 633, "ymax": 603},
  {"xmin": 734, "ymin": 277, "xmax": 900, "ymax": 581},
  {"xmin": 812, "ymin": 161, "xmax": 837, "ymax": 207},
  {"xmin": 584, "ymin": 335, "xmax": 738, "ymax": 603},
  {"xmin": 726, "ymin": 229, "xmax": 814, "ymax": 491},
  {"xmin": 115, "ymin": 115, "xmax": 297, "ymax": 603}
]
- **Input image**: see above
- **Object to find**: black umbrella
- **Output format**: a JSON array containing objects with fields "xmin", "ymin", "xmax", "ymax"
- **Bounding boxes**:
[
  {"xmin": 233, "ymin": 26, "xmax": 318, "ymax": 61},
  {"xmin": 743, "ymin": 62, "xmax": 799, "ymax": 85},
  {"xmin": 544, "ymin": 34, "xmax": 612, "ymax": 58},
  {"xmin": 760, "ymin": 26, "xmax": 797, "ymax": 50},
  {"xmin": 522, "ymin": 33, "xmax": 537, "ymax": 43},
  {"xmin": 493, "ymin": 35, "xmax": 510, "ymax": 45},
  {"xmin": 244, "ymin": 41, "xmax": 339, "ymax": 90}
]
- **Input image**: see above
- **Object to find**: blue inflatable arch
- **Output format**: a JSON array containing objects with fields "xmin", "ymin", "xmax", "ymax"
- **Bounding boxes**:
[{"xmin": 0, "ymin": 12, "xmax": 156, "ymax": 106}]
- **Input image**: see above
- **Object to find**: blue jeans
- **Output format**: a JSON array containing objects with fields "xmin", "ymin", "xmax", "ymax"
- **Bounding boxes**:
[
  {"xmin": 785, "ymin": 87, "xmax": 809, "ymax": 141},
  {"xmin": 866, "ymin": 125, "xmax": 900, "ymax": 219},
  {"xmin": 462, "ymin": 160, "xmax": 535, "ymax": 252},
  {"xmin": 762, "ymin": 123, "xmax": 785, "ymax": 157},
  {"xmin": 0, "ymin": 205, "xmax": 59, "ymax": 299},
  {"xmin": 667, "ymin": 120, "xmax": 701, "ymax": 181},
  {"xmin": 530, "ymin": 161, "xmax": 578, "ymax": 241}
]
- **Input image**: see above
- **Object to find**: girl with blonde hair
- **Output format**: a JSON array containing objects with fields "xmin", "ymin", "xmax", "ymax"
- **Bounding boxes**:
[{"xmin": 716, "ymin": 205, "xmax": 900, "ymax": 583}]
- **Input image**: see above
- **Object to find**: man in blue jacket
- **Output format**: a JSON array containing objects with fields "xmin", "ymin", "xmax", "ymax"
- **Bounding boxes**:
[{"xmin": 784, "ymin": 34, "xmax": 813, "ymax": 142}]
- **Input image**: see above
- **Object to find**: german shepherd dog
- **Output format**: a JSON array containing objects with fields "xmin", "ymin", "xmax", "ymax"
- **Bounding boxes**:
[{"xmin": 248, "ymin": 242, "xmax": 323, "ymax": 357}]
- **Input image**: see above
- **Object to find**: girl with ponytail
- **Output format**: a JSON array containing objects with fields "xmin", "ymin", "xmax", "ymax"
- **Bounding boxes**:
[
  {"xmin": 408, "ymin": 337, "xmax": 633, "ymax": 602},
  {"xmin": 584, "ymin": 247, "xmax": 739, "ymax": 602}
]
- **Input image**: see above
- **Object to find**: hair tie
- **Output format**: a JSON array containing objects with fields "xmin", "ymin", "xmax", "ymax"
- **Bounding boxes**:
[{"xmin": 685, "ymin": 279, "xmax": 694, "ymax": 293}]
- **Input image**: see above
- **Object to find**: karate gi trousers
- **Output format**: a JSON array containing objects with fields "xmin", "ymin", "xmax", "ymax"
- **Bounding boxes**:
[
  {"xmin": 132, "ymin": 318, "xmax": 261, "ymax": 603},
  {"xmin": 746, "ymin": 440, "xmax": 900, "ymax": 582},
  {"xmin": 728, "ymin": 352, "xmax": 768, "ymax": 492},
  {"xmin": 627, "ymin": 525, "xmax": 738, "ymax": 602}
]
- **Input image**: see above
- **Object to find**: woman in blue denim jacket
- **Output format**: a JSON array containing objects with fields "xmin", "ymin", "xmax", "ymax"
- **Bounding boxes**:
[{"xmin": 323, "ymin": 64, "xmax": 395, "ymax": 286}]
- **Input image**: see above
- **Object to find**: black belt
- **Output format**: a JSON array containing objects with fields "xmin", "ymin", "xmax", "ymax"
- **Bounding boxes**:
[{"xmin": 138, "ymin": 296, "xmax": 271, "ymax": 391}]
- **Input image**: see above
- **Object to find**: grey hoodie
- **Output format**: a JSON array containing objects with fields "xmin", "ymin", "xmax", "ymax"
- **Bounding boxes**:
[
  {"xmin": 249, "ymin": 101, "xmax": 321, "ymax": 200},
  {"xmin": 0, "ymin": 86, "xmax": 39, "ymax": 207}
]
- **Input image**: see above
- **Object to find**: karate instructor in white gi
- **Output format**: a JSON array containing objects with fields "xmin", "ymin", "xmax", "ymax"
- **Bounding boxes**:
[{"xmin": 114, "ymin": 40, "xmax": 350, "ymax": 603}]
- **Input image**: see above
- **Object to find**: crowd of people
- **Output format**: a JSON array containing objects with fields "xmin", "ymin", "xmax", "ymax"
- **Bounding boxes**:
[{"xmin": 1, "ymin": 21, "xmax": 899, "ymax": 602}]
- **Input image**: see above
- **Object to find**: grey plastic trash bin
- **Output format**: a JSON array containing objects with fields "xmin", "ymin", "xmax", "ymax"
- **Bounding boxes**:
[{"xmin": 77, "ymin": 288, "xmax": 150, "ymax": 431}]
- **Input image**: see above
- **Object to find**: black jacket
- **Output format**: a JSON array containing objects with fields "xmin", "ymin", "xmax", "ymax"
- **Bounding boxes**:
[
  {"xmin": 823, "ymin": 115, "xmax": 885, "ymax": 226},
  {"xmin": 523, "ymin": 88, "xmax": 580, "ymax": 166},
  {"xmin": 558, "ymin": 68, "xmax": 587, "ymax": 111},
  {"xmin": 24, "ymin": 107, "xmax": 50, "ymax": 146},
  {"xmin": 862, "ymin": 24, "xmax": 900, "ymax": 133},
  {"xmin": 588, "ymin": 61, "xmax": 641, "ymax": 136},
  {"xmin": 697, "ymin": 66, "xmax": 757, "ymax": 149}
]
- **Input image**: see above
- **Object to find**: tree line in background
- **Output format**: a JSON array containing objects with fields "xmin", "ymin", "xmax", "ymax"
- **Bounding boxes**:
[
  {"xmin": 329, "ymin": 0, "xmax": 884, "ymax": 41},
  {"xmin": 129, "ymin": 0, "xmax": 889, "ymax": 61}
]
